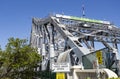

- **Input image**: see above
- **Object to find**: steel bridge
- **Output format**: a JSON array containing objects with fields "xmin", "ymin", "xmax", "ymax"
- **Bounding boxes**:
[{"xmin": 30, "ymin": 14, "xmax": 120, "ymax": 78}]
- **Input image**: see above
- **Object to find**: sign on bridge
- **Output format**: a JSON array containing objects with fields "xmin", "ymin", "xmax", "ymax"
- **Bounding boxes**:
[{"xmin": 51, "ymin": 63, "xmax": 70, "ymax": 72}]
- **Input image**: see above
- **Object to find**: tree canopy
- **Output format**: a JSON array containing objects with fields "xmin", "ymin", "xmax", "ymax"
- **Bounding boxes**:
[{"xmin": 0, "ymin": 37, "xmax": 41, "ymax": 79}]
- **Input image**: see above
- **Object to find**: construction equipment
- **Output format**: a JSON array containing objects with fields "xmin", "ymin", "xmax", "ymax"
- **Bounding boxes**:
[{"xmin": 30, "ymin": 14, "xmax": 120, "ymax": 79}]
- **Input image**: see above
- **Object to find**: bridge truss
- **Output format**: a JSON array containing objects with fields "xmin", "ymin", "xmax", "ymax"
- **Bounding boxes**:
[{"xmin": 30, "ymin": 14, "xmax": 120, "ymax": 76}]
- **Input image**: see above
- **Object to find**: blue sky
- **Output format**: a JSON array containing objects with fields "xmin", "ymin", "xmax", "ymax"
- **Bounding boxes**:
[{"xmin": 0, "ymin": 0, "xmax": 120, "ymax": 50}]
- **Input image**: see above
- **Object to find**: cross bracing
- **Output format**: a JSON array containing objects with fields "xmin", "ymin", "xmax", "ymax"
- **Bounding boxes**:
[{"xmin": 30, "ymin": 14, "xmax": 120, "ymax": 75}]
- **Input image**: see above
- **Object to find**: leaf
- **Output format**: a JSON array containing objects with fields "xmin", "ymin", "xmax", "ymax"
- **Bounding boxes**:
[{"xmin": 0, "ymin": 37, "xmax": 41, "ymax": 78}]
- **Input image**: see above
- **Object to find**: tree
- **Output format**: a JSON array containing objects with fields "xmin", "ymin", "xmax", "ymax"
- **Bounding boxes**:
[{"xmin": 0, "ymin": 37, "xmax": 41, "ymax": 79}]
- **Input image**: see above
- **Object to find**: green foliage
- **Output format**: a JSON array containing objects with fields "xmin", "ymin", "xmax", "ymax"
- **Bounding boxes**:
[{"xmin": 0, "ymin": 37, "xmax": 41, "ymax": 79}]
